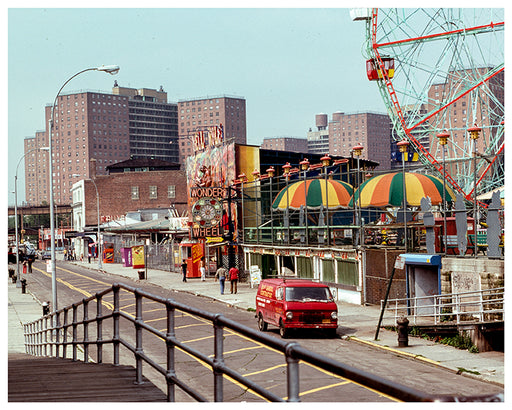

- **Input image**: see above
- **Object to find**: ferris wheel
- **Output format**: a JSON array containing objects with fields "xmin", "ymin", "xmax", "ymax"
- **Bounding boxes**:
[{"xmin": 352, "ymin": 8, "xmax": 505, "ymax": 202}]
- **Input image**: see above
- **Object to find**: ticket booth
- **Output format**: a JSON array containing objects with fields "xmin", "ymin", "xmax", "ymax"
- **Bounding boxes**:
[
  {"xmin": 401, "ymin": 254, "xmax": 442, "ymax": 316},
  {"xmin": 180, "ymin": 241, "xmax": 204, "ymax": 278}
]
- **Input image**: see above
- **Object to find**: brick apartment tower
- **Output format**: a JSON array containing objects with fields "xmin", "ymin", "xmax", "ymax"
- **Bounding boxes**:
[
  {"xmin": 177, "ymin": 96, "xmax": 246, "ymax": 164},
  {"xmin": 24, "ymin": 85, "xmax": 179, "ymax": 206},
  {"xmin": 307, "ymin": 112, "xmax": 392, "ymax": 170}
]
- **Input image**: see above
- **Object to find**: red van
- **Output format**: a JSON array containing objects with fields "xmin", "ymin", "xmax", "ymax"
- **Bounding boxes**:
[{"xmin": 255, "ymin": 278, "xmax": 338, "ymax": 338}]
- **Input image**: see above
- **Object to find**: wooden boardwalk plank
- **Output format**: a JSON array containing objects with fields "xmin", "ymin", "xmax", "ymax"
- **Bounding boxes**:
[{"xmin": 8, "ymin": 353, "xmax": 167, "ymax": 402}]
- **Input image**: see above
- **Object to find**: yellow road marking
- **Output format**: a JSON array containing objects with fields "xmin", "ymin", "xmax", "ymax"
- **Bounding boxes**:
[
  {"xmin": 32, "ymin": 263, "xmax": 397, "ymax": 401},
  {"xmin": 243, "ymin": 363, "xmax": 287, "ymax": 377}
]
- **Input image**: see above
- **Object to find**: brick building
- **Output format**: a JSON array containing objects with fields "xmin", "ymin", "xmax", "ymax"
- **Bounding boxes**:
[
  {"xmin": 177, "ymin": 96, "xmax": 246, "ymax": 163},
  {"xmin": 71, "ymin": 159, "xmax": 188, "ymax": 230},
  {"xmin": 307, "ymin": 111, "xmax": 392, "ymax": 170},
  {"xmin": 260, "ymin": 137, "xmax": 309, "ymax": 153},
  {"xmin": 23, "ymin": 85, "xmax": 179, "ymax": 207}
]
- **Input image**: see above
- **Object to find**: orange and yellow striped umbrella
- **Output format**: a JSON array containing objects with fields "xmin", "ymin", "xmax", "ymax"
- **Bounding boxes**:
[
  {"xmin": 349, "ymin": 172, "xmax": 456, "ymax": 208},
  {"xmin": 272, "ymin": 179, "xmax": 353, "ymax": 210}
]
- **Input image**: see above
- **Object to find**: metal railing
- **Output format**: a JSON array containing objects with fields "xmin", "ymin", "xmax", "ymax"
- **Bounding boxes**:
[
  {"xmin": 383, "ymin": 287, "xmax": 504, "ymax": 326},
  {"xmin": 23, "ymin": 283, "xmax": 501, "ymax": 402}
]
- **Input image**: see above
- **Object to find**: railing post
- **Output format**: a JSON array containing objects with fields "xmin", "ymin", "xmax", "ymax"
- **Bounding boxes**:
[
  {"xmin": 55, "ymin": 311, "xmax": 60, "ymax": 358},
  {"xmin": 135, "ymin": 290, "xmax": 144, "ymax": 384},
  {"xmin": 83, "ymin": 299, "xmax": 89, "ymax": 363},
  {"xmin": 72, "ymin": 304, "xmax": 78, "ymax": 361},
  {"xmin": 62, "ymin": 308, "xmax": 68, "ymax": 359},
  {"xmin": 43, "ymin": 316, "xmax": 48, "ymax": 357},
  {"xmin": 285, "ymin": 342, "xmax": 301, "ymax": 402},
  {"xmin": 96, "ymin": 293, "xmax": 103, "ymax": 363},
  {"xmin": 213, "ymin": 314, "xmax": 224, "ymax": 402},
  {"xmin": 113, "ymin": 284, "xmax": 120, "ymax": 366},
  {"xmin": 166, "ymin": 301, "xmax": 176, "ymax": 402},
  {"xmin": 24, "ymin": 323, "xmax": 29, "ymax": 354}
]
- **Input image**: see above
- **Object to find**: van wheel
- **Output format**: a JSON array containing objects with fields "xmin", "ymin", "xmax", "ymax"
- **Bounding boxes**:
[
  {"xmin": 258, "ymin": 313, "xmax": 268, "ymax": 331},
  {"xmin": 279, "ymin": 320, "xmax": 289, "ymax": 338}
]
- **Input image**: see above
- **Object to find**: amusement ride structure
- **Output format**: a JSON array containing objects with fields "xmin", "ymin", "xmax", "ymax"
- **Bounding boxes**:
[{"xmin": 352, "ymin": 8, "xmax": 505, "ymax": 205}]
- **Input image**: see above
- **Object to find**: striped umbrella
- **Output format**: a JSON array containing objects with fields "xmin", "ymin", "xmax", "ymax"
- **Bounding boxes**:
[
  {"xmin": 272, "ymin": 179, "xmax": 353, "ymax": 210},
  {"xmin": 349, "ymin": 172, "xmax": 456, "ymax": 208}
]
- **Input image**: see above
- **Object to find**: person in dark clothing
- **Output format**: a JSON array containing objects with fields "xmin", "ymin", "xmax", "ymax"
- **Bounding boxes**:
[{"xmin": 181, "ymin": 260, "xmax": 188, "ymax": 282}]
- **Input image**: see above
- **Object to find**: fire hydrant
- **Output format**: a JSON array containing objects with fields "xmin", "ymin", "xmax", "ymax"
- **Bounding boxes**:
[
  {"xmin": 397, "ymin": 316, "xmax": 409, "ymax": 347},
  {"xmin": 42, "ymin": 301, "xmax": 50, "ymax": 316},
  {"xmin": 20, "ymin": 278, "xmax": 27, "ymax": 294}
]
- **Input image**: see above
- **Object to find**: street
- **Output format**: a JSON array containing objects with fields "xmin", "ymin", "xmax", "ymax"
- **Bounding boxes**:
[{"xmin": 22, "ymin": 259, "xmax": 504, "ymax": 402}]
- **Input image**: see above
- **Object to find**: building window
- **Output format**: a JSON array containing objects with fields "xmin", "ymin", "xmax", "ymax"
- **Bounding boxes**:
[
  {"xmin": 149, "ymin": 186, "xmax": 157, "ymax": 199},
  {"xmin": 168, "ymin": 185, "xmax": 176, "ymax": 199},
  {"xmin": 131, "ymin": 186, "xmax": 139, "ymax": 200}
]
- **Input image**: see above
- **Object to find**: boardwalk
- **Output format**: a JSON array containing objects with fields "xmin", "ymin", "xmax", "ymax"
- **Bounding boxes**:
[{"xmin": 8, "ymin": 354, "xmax": 167, "ymax": 402}]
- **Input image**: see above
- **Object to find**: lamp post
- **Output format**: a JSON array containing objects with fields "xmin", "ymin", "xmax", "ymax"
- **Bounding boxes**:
[
  {"xmin": 468, "ymin": 124, "xmax": 482, "ymax": 257},
  {"xmin": 251, "ymin": 169, "xmax": 260, "ymax": 244},
  {"xmin": 300, "ymin": 158, "xmax": 310, "ymax": 245},
  {"xmin": 352, "ymin": 145, "xmax": 364, "ymax": 247},
  {"xmin": 397, "ymin": 140, "xmax": 409, "ymax": 251},
  {"xmin": 14, "ymin": 147, "xmax": 47, "ymax": 286},
  {"xmin": 321, "ymin": 155, "xmax": 331, "ymax": 246},
  {"xmin": 267, "ymin": 166, "xmax": 275, "ymax": 245},
  {"xmin": 282, "ymin": 162, "xmax": 291, "ymax": 244},
  {"xmin": 48, "ymin": 65, "xmax": 119, "ymax": 315},
  {"xmin": 436, "ymin": 131, "xmax": 450, "ymax": 254}
]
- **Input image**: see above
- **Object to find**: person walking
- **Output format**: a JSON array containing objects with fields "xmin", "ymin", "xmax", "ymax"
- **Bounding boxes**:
[
  {"xmin": 200, "ymin": 259, "xmax": 206, "ymax": 281},
  {"xmin": 229, "ymin": 265, "xmax": 239, "ymax": 294},
  {"xmin": 181, "ymin": 259, "xmax": 188, "ymax": 282},
  {"xmin": 215, "ymin": 266, "xmax": 227, "ymax": 294}
]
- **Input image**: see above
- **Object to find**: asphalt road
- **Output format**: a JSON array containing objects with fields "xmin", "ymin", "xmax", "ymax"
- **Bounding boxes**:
[{"xmin": 24, "ymin": 260, "xmax": 503, "ymax": 402}]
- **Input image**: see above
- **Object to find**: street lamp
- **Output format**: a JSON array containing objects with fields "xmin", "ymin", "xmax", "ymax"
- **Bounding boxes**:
[
  {"xmin": 300, "ymin": 158, "xmax": 310, "ymax": 245},
  {"xmin": 72, "ymin": 174, "xmax": 102, "ymax": 270},
  {"xmin": 48, "ymin": 65, "xmax": 119, "ymax": 315},
  {"xmin": 352, "ymin": 145, "xmax": 364, "ymax": 247},
  {"xmin": 14, "ymin": 147, "xmax": 48, "ymax": 286},
  {"xmin": 397, "ymin": 140, "xmax": 409, "ymax": 251},
  {"xmin": 468, "ymin": 124, "xmax": 482, "ymax": 257},
  {"xmin": 436, "ymin": 131, "xmax": 450, "ymax": 254},
  {"xmin": 321, "ymin": 155, "xmax": 331, "ymax": 245},
  {"xmin": 266, "ymin": 166, "xmax": 275, "ymax": 245}
]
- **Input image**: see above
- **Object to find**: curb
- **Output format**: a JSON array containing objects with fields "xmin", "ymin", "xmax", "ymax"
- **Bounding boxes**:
[{"xmin": 347, "ymin": 336, "xmax": 505, "ymax": 388}]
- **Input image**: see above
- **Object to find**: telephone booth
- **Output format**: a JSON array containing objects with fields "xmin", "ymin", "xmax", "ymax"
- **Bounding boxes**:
[{"xmin": 366, "ymin": 57, "xmax": 395, "ymax": 81}]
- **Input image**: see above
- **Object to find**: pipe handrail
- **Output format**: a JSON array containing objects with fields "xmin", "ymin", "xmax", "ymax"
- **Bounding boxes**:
[{"xmin": 23, "ymin": 283, "xmax": 501, "ymax": 402}]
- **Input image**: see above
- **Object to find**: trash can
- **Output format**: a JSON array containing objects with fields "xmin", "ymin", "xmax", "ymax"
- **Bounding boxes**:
[
  {"xmin": 138, "ymin": 270, "xmax": 145, "ymax": 280},
  {"xmin": 42, "ymin": 301, "xmax": 50, "ymax": 316}
]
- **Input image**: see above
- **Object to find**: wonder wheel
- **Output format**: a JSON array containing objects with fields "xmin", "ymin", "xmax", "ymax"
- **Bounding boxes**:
[{"xmin": 352, "ymin": 8, "xmax": 505, "ymax": 201}]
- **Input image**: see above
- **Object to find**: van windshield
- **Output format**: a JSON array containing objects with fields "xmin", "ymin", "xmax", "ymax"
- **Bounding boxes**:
[{"xmin": 285, "ymin": 287, "xmax": 332, "ymax": 302}]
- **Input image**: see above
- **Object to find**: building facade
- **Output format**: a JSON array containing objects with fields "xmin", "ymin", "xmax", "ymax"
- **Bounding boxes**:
[
  {"xmin": 177, "ymin": 96, "xmax": 246, "ymax": 164},
  {"xmin": 308, "ymin": 112, "xmax": 392, "ymax": 170},
  {"xmin": 112, "ymin": 84, "xmax": 179, "ymax": 163},
  {"xmin": 261, "ymin": 137, "xmax": 309, "ymax": 153},
  {"xmin": 24, "ymin": 85, "xmax": 179, "ymax": 206}
]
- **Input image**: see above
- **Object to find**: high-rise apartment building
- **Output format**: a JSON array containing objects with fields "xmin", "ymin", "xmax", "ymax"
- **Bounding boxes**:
[
  {"xmin": 113, "ymin": 83, "xmax": 179, "ymax": 163},
  {"xmin": 24, "ymin": 85, "xmax": 179, "ymax": 206},
  {"xmin": 261, "ymin": 137, "xmax": 308, "ymax": 153},
  {"xmin": 177, "ymin": 96, "xmax": 246, "ymax": 163},
  {"xmin": 307, "ymin": 111, "xmax": 392, "ymax": 169}
]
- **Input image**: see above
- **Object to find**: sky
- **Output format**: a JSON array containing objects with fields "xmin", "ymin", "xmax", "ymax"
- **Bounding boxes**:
[{"xmin": 5, "ymin": 1, "xmax": 508, "ymax": 207}]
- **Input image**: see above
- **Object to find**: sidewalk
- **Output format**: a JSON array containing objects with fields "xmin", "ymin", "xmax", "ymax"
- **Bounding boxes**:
[{"xmin": 8, "ymin": 260, "xmax": 505, "ymax": 387}]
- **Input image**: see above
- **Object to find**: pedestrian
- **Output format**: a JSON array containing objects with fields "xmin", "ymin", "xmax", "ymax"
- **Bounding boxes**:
[
  {"xmin": 27, "ymin": 255, "xmax": 33, "ymax": 273},
  {"xmin": 200, "ymin": 259, "xmax": 206, "ymax": 281},
  {"xmin": 215, "ymin": 266, "xmax": 227, "ymax": 295},
  {"xmin": 229, "ymin": 265, "xmax": 239, "ymax": 294},
  {"xmin": 181, "ymin": 259, "xmax": 188, "ymax": 282}
]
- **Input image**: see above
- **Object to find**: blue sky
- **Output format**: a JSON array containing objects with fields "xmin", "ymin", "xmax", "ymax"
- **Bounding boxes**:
[{"xmin": 6, "ymin": 1, "xmax": 507, "ymax": 206}]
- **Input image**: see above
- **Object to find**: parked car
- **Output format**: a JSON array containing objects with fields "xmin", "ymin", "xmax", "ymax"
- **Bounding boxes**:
[
  {"xmin": 255, "ymin": 278, "xmax": 338, "ymax": 338},
  {"xmin": 41, "ymin": 250, "xmax": 51, "ymax": 260}
]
